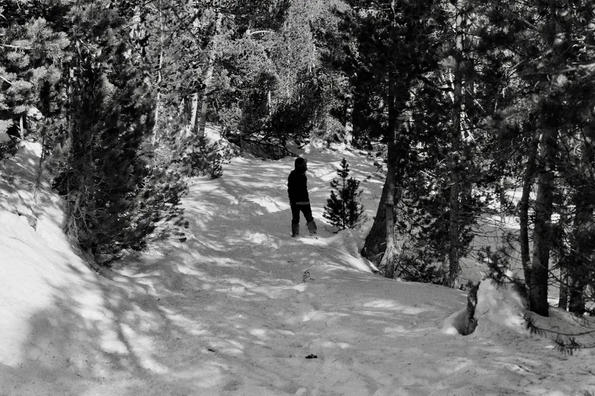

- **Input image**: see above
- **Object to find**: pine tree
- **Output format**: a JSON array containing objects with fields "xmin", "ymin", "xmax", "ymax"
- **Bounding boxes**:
[
  {"xmin": 323, "ymin": 158, "xmax": 364, "ymax": 231},
  {"xmin": 334, "ymin": 0, "xmax": 444, "ymax": 278},
  {"xmin": 51, "ymin": 2, "xmax": 162, "ymax": 261}
]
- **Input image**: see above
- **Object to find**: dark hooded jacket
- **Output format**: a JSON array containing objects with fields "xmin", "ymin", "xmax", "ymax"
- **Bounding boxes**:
[{"xmin": 287, "ymin": 168, "xmax": 310, "ymax": 205}]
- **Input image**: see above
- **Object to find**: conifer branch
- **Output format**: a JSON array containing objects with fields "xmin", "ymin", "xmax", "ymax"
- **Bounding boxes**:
[
  {"xmin": 0, "ymin": 43, "xmax": 31, "ymax": 50},
  {"xmin": 0, "ymin": 75, "xmax": 12, "ymax": 85}
]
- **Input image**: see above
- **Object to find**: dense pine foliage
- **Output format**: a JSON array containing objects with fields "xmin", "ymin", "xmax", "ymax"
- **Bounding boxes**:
[
  {"xmin": 323, "ymin": 158, "xmax": 364, "ymax": 231},
  {"xmin": 1, "ymin": 0, "xmax": 594, "ymax": 317}
]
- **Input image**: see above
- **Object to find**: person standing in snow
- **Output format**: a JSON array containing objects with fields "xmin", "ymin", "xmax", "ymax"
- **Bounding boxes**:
[{"xmin": 287, "ymin": 157, "xmax": 317, "ymax": 238}]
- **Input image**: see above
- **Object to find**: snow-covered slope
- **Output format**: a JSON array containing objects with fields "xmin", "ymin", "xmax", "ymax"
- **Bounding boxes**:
[{"xmin": 1, "ymin": 141, "xmax": 594, "ymax": 396}]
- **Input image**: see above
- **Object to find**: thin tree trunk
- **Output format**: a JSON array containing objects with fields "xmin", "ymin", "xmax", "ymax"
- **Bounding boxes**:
[
  {"xmin": 530, "ymin": 127, "xmax": 558, "ymax": 317},
  {"xmin": 190, "ymin": 93, "xmax": 199, "ymax": 131},
  {"xmin": 351, "ymin": 94, "xmax": 365, "ymax": 147},
  {"xmin": 568, "ymin": 276, "xmax": 585, "ymax": 313},
  {"xmin": 379, "ymin": 70, "xmax": 400, "ymax": 278},
  {"xmin": 446, "ymin": 2, "xmax": 464, "ymax": 287},
  {"xmin": 362, "ymin": 180, "xmax": 389, "ymax": 262},
  {"xmin": 381, "ymin": 145, "xmax": 398, "ymax": 278},
  {"xmin": 568, "ymin": 142, "xmax": 594, "ymax": 313},
  {"xmin": 558, "ymin": 267, "xmax": 569, "ymax": 310},
  {"xmin": 197, "ymin": 12, "xmax": 223, "ymax": 138},
  {"xmin": 519, "ymin": 128, "xmax": 540, "ymax": 288},
  {"xmin": 18, "ymin": 115, "xmax": 24, "ymax": 139},
  {"xmin": 152, "ymin": 0, "xmax": 164, "ymax": 145}
]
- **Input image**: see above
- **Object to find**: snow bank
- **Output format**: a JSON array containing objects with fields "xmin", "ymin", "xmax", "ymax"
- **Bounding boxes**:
[
  {"xmin": 473, "ymin": 280, "xmax": 528, "ymax": 337},
  {"xmin": 0, "ymin": 143, "xmax": 105, "ymax": 372},
  {"xmin": 443, "ymin": 279, "xmax": 528, "ymax": 338}
]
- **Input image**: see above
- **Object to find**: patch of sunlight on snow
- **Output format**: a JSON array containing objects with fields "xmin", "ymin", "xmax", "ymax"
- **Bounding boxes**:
[
  {"xmin": 245, "ymin": 196, "xmax": 285, "ymax": 213},
  {"xmin": 244, "ymin": 231, "xmax": 274, "ymax": 245},
  {"xmin": 176, "ymin": 263, "xmax": 209, "ymax": 278},
  {"xmin": 161, "ymin": 308, "xmax": 209, "ymax": 336},
  {"xmin": 252, "ymin": 285, "xmax": 299, "ymax": 299},
  {"xmin": 337, "ymin": 251, "xmax": 372, "ymax": 272},
  {"xmin": 215, "ymin": 278, "xmax": 256, "ymax": 294},
  {"xmin": 442, "ymin": 321, "xmax": 461, "ymax": 336},
  {"xmin": 321, "ymin": 340, "xmax": 351, "ymax": 349},
  {"xmin": 209, "ymin": 339, "xmax": 244, "ymax": 356},
  {"xmin": 302, "ymin": 310, "xmax": 348, "ymax": 322},
  {"xmin": 291, "ymin": 284, "xmax": 307, "ymax": 292},
  {"xmin": 98, "ymin": 329, "xmax": 128, "ymax": 355},
  {"xmin": 363, "ymin": 300, "xmax": 430, "ymax": 315},
  {"xmin": 437, "ymin": 358, "xmax": 473, "ymax": 375},
  {"xmin": 121, "ymin": 323, "xmax": 169, "ymax": 374},
  {"xmin": 384, "ymin": 325, "xmax": 415, "ymax": 335},
  {"xmin": 356, "ymin": 310, "xmax": 395, "ymax": 318},
  {"xmin": 186, "ymin": 362, "xmax": 228, "ymax": 388},
  {"xmin": 249, "ymin": 328, "xmax": 268, "ymax": 338},
  {"xmin": 78, "ymin": 303, "xmax": 131, "ymax": 354}
]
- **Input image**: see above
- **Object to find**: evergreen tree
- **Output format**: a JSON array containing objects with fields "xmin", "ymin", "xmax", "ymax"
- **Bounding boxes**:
[
  {"xmin": 0, "ymin": 2, "xmax": 70, "ymax": 155},
  {"xmin": 324, "ymin": 158, "xmax": 364, "ymax": 231},
  {"xmin": 333, "ymin": 0, "xmax": 445, "ymax": 278},
  {"xmin": 480, "ymin": 0, "xmax": 595, "ymax": 316},
  {"xmin": 51, "ymin": 1, "xmax": 166, "ymax": 261}
]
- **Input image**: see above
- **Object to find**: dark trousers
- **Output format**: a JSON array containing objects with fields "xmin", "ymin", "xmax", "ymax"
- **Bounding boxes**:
[{"xmin": 291, "ymin": 204, "xmax": 314, "ymax": 224}]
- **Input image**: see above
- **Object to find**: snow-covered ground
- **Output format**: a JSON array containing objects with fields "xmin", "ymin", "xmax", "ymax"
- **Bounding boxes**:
[{"xmin": 1, "ymin": 140, "xmax": 594, "ymax": 396}]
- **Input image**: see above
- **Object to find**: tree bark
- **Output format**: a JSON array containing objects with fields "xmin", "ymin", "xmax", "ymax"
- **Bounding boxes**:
[
  {"xmin": 190, "ymin": 93, "xmax": 199, "ymax": 132},
  {"xmin": 362, "ymin": 181, "xmax": 389, "ymax": 262},
  {"xmin": 379, "ymin": 165, "xmax": 398, "ymax": 278},
  {"xmin": 445, "ymin": 2, "xmax": 464, "ymax": 287},
  {"xmin": 197, "ymin": 12, "xmax": 223, "ymax": 139},
  {"xmin": 152, "ymin": 0, "xmax": 164, "ymax": 145},
  {"xmin": 529, "ymin": 127, "xmax": 558, "ymax": 317},
  {"xmin": 377, "ymin": 56, "xmax": 404, "ymax": 277},
  {"xmin": 568, "ymin": 269, "xmax": 585, "ymax": 314},
  {"xmin": 18, "ymin": 114, "xmax": 24, "ymax": 139},
  {"xmin": 519, "ymin": 128, "xmax": 540, "ymax": 288},
  {"xmin": 568, "ymin": 143, "xmax": 594, "ymax": 314},
  {"xmin": 362, "ymin": 71, "xmax": 402, "ymax": 278},
  {"xmin": 558, "ymin": 266, "xmax": 568, "ymax": 310}
]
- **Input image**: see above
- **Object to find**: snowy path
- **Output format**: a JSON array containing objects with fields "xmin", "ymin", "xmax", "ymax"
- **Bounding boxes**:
[
  {"xmin": 1, "ymin": 144, "xmax": 594, "ymax": 395},
  {"xmin": 98, "ymin": 155, "xmax": 590, "ymax": 395}
]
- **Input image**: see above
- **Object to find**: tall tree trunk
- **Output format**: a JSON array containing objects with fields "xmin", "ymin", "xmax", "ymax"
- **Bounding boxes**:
[
  {"xmin": 18, "ymin": 114, "xmax": 24, "ymax": 139},
  {"xmin": 197, "ymin": 12, "xmax": 223, "ymax": 139},
  {"xmin": 351, "ymin": 90, "xmax": 366, "ymax": 148},
  {"xmin": 447, "ymin": 127, "xmax": 461, "ymax": 286},
  {"xmin": 558, "ymin": 266, "xmax": 569, "ymax": 310},
  {"xmin": 190, "ymin": 93, "xmax": 199, "ymax": 132},
  {"xmin": 362, "ymin": 180, "xmax": 389, "ymax": 262},
  {"xmin": 379, "ymin": 64, "xmax": 402, "ymax": 279},
  {"xmin": 519, "ymin": 127, "xmax": 540, "ymax": 288},
  {"xmin": 568, "ymin": 267, "xmax": 586, "ymax": 314},
  {"xmin": 446, "ymin": 2, "xmax": 465, "ymax": 287},
  {"xmin": 380, "ymin": 158, "xmax": 398, "ymax": 278},
  {"xmin": 568, "ymin": 143, "xmax": 594, "ymax": 313},
  {"xmin": 530, "ymin": 127, "xmax": 558, "ymax": 317},
  {"xmin": 152, "ymin": 0, "xmax": 164, "ymax": 145},
  {"xmin": 362, "ymin": 72, "xmax": 401, "ymax": 278}
]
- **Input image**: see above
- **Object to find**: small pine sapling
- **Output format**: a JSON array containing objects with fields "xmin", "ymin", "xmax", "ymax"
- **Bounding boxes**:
[{"xmin": 323, "ymin": 158, "xmax": 365, "ymax": 231}]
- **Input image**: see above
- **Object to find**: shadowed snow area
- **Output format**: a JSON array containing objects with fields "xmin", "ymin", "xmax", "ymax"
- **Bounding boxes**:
[{"xmin": 1, "ymin": 141, "xmax": 594, "ymax": 396}]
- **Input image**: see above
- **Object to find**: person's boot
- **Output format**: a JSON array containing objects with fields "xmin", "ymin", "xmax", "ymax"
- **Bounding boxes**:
[
  {"xmin": 291, "ymin": 223, "xmax": 300, "ymax": 237},
  {"xmin": 306, "ymin": 220, "xmax": 318, "ymax": 238}
]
